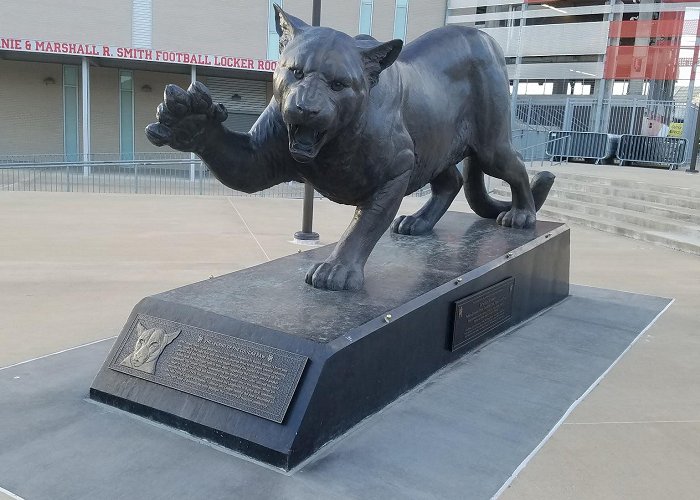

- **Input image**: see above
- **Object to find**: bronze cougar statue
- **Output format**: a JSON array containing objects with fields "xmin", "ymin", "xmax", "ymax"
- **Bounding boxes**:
[{"xmin": 146, "ymin": 5, "xmax": 554, "ymax": 291}]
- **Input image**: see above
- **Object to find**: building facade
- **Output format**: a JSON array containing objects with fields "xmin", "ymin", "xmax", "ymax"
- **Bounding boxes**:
[
  {"xmin": 4, "ymin": 0, "xmax": 699, "ymax": 162},
  {"xmin": 0, "ymin": 0, "xmax": 447, "ymax": 160},
  {"xmin": 447, "ymin": 0, "xmax": 700, "ymax": 138}
]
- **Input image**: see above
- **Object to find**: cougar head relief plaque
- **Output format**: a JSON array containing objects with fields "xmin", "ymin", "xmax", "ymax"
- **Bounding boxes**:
[{"xmin": 120, "ymin": 321, "xmax": 181, "ymax": 375}]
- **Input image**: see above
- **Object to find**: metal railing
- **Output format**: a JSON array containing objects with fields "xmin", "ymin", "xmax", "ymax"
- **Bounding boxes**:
[
  {"xmin": 545, "ymin": 131, "xmax": 618, "ymax": 164},
  {"xmin": 616, "ymin": 135, "xmax": 688, "ymax": 170},
  {"xmin": 519, "ymin": 135, "xmax": 570, "ymax": 168},
  {"xmin": 513, "ymin": 97, "xmax": 694, "ymax": 146},
  {"xmin": 0, "ymin": 151, "xmax": 191, "ymax": 164},
  {"xmin": 0, "ymin": 154, "xmax": 433, "ymax": 197},
  {"xmin": 0, "ymin": 159, "xmax": 304, "ymax": 197},
  {"xmin": 483, "ymin": 134, "xmax": 568, "ymax": 195}
]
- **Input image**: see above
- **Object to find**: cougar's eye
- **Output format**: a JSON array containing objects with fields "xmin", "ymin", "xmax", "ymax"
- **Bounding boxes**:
[
  {"xmin": 292, "ymin": 68, "xmax": 304, "ymax": 80},
  {"xmin": 330, "ymin": 81, "xmax": 345, "ymax": 91}
]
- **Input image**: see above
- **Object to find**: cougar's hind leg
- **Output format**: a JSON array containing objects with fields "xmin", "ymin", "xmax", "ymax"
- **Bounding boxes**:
[
  {"xmin": 391, "ymin": 166, "xmax": 463, "ymax": 235},
  {"xmin": 481, "ymin": 147, "xmax": 536, "ymax": 228}
]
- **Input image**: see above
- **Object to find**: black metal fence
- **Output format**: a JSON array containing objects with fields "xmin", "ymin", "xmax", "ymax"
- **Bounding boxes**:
[{"xmin": 0, "ymin": 156, "xmax": 433, "ymax": 197}]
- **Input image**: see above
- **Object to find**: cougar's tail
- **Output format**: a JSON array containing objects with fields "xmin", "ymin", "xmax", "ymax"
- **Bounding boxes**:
[{"xmin": 462, "ymin": 162, "xmax": 555, "ymax": 219}]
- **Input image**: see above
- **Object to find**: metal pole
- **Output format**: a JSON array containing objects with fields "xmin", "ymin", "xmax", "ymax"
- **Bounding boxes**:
[
  {"xmin": 312, "ymin": 0, "xmax": 321, "ymax": 25},
  {"xmin": 687, "ymin": 22, "xmax": 700, "ymax": 173},
  {"xmin": 81, "ymin": 57, "xmax": 91, "ymax": 176},
  {"xmin": 688, "ymin": 102, "xmax": 700, "ymax": 173},
  {"xmin": 295, "ymin": 0, "xmax": 321, "ymax": 242},
  {"xmin": 510, "ymin": 2, "xmax": 527, "ymax": 127},
  {"xmin": 190, "ymin": 65, "xmax": 197, "ymax": 183}
]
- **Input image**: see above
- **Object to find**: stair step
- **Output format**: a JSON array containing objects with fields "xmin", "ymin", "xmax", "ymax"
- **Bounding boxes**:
[
  {"xmin": 528, "ymin": 168, "xmax": 700, "ymax": 200},
  {"xmin": 521, "ymin": 176, "xmax": 700, "ymax": 210},
  {"xmin": 536, "ymin": 206, "xmax": 700, "ymax": 255},
  {"xmin": 492, "ymin": 167, "xmax": 700, "ymax": 254},
  {"xmin": 541, "ymin": 198, "xmax": 700, "ymax": 236},
  {"xmin": 493, "ymin": 187, "xmax": 700, "ymax": 238},
  {"xmin": 492, "ymin": 185, "xmax": 700, "ymax": 225},
  {"xmin": 546, "ymin": 188, "xmax": 700, "ymax": 223}
]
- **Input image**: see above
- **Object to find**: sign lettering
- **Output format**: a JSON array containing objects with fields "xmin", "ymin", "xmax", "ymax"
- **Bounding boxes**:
[{"xmin": 0, "ymin": 36, "xmax": 278, "ymax": 73}]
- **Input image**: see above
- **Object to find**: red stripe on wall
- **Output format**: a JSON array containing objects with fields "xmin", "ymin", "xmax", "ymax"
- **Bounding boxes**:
[
  {"xmin": 603, "ymin": 45, "xmax": 681, "ymax": 80},
  {"xmin": 608, "ymin": 19, "xmax": 688, "ymax": 39}
]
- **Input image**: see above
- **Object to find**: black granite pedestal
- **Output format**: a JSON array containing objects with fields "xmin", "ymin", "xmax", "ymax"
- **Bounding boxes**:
[{"xmin": 90, "ymin": 212, "xmax": 570, "ymax": 470}]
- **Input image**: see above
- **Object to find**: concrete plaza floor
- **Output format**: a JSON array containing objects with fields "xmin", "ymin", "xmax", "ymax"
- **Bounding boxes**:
[{"xmin": 0, "ymin": 190, "xmax": 698, "ymax": 499}]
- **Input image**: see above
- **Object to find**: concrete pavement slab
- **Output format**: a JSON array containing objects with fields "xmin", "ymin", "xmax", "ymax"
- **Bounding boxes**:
[
  {"xmin": 0, "ymin": 286, "xmax": 669, "ymax": 500},
  {"xmin": 1, "ymin": 190, "xmax": 698, "ymax": 498},
  {"xmin": 0, "ymin": 192, "xmax": 427, "ymax": 366}
]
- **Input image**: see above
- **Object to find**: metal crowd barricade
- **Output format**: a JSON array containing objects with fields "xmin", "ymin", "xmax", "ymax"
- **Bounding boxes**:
[
  {"xmin": 518, "ymin": 134, "xmax": 569, "ymax": 169},
  {"xmin": 545, "ymin": 131, "xmax": 616, "ymax": 164},
  {"xmin": 616, "ymin": 135, "xmax": 688, "ymax": 170}
]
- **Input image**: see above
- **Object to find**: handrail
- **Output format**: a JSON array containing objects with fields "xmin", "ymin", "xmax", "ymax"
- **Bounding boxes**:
[
  {"xmin": 518, "ymin": 135, "xmax": 569, "ymax": 168},
  {"xmin": 0, "ymin": 159, "xmax": 198, "ymax": 169},
  {"xmin": 0, "ymin": 157, "xmax": 433, "ymax": 197}
]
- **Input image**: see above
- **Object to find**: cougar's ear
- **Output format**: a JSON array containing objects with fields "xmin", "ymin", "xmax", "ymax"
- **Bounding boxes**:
[
  {"xmin": 360, "ymin": 39, "xmax": 403, "ymax": 87},
  {"xmin": 164, "ymin": 329, "xmax": 181, "ymax": 345},
  {"xmin": 274, "ymin": 4, "xmax": 309, "ymax": 52}
]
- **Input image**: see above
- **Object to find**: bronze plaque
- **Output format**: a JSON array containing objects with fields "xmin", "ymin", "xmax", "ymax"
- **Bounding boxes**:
[
  {"xmin": 451, "ymin": 277, "xmax": 515, "ymax": 352},
  {"xmin": 109, "ymin": 314, "xmax": 308, "ymax": 423}
]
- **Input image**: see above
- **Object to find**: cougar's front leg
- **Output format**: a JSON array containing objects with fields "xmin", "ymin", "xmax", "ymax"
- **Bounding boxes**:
[{"xmin": 306, "ymin": 165, "xmax": 412, "ymax": 291}]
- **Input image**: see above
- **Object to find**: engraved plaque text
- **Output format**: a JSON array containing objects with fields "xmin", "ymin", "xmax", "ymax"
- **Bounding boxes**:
[
  {"xmin": 451, "ymin": 277, "xmax": 514, "ymax": 352},
  {"xmin": 110, "ymin": 315, "xmax": 308, "ymax": 423}
]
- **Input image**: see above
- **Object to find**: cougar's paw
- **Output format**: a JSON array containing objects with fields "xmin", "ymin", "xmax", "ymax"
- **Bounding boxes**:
[
  {"xmin": 145, "ymin": 82, "xmax": 228, "ymax": 152},
  {"xmin": 497, "ymin": 208, "xmax": 536, "ymax": 229},
  {"xmin": 305, "ymin": 261, "xmax": 364, "ymax": 291},
  {"xmin": 391, "ymin": 215, "xmax": 432, "ymax": 235}
]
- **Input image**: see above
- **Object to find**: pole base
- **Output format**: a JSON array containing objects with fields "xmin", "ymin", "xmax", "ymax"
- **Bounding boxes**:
[
  {"xmin": 686, "ymin": 168, "xmax": 699, "ymax": 174},
  {"xmin": 293, "ymin": 231, "xmax": 320, "ymax": 245}
]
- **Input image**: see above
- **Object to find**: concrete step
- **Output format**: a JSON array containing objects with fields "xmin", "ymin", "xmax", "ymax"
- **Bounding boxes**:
[
  {"xmin": 494, "ymin": 185, "xmax": 700, "ymax": 225},
  {"xmin": 493, "ymin": 187, "xmax": 700, "ymax": 238},
  {"xmin": 524, "ymin": 175, "xmax": 700, "ymax": 211},
  {"xmin": 528, "ymin": 168, "xmax": 700, "ymax": 200},
  {"xmin": 548, "ymin": 188, "xmax": 700, "ymax": 224},
  {"xmin": 543, "ymin": 197, "xmax": 699, "ymax": 237},
  {"xmin": 492, "ymin": 169, "xmax": 700, "ymax": 254},
  {"xmin": 536, "ymin": 206, "xmax": 700, "ymax": 255}
]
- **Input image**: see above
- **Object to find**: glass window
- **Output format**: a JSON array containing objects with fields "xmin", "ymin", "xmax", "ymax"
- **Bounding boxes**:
[
  {"xmin": 119, "ymin": 70, "xmax": 134, "ymax": 161},
  {"xmin": 567, "ymin": 82, "xmax": 593, "ymax": 96},
  {"xmin": 612, "ymin": 81, "xmax": 629, "ymax": 96},
  {"xmin": 359, "ymin": 0, "xmax": 373, "ymax": 35},
  {"xmin": 394, "ymin": 0, "xmax": 408, "ymax": 40},
  {"xmin": 63, "ymin": 66, "xmax": 79, "ymax": 162},
  {"xmin": 516, "ymin": 81, "xmax": 555, "ymax": 96},
  {"xmin": 267, "ymin": 0, "xmax": 282, "ymax": 60}
]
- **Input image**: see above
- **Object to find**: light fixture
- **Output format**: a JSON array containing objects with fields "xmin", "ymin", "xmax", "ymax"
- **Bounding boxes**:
[
  {"xmin": 541, "ymin": 4, "xmax": 568, "ymax": 14},
  {"xmin": 231, "ymin": 93, "xmax": 242, "ymax": 101},
  {"xmin": 141, "ymin": 84, "xmax": 153, "ymax": 92},
  {"xmin": 569, "ymin": 69, "xmax": 598, "ymax": 77},
  {"xmin": 43, "ymin": 77, "xmax": 56, "ymax": 85}
]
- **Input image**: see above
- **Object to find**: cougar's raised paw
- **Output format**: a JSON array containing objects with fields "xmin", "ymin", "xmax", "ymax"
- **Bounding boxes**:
[
  {"xmin": 145, "ymin": 81, "xmax": 227, "ymax": 152},
  {"xmin": 164, "ymin": 84, "xmax": 191, "ymax": 116}
]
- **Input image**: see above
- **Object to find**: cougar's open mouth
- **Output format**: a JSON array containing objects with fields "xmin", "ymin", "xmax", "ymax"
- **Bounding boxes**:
[{"xmin": 288, "ymin": 124, "xmax": 326, "ymax": 163}]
